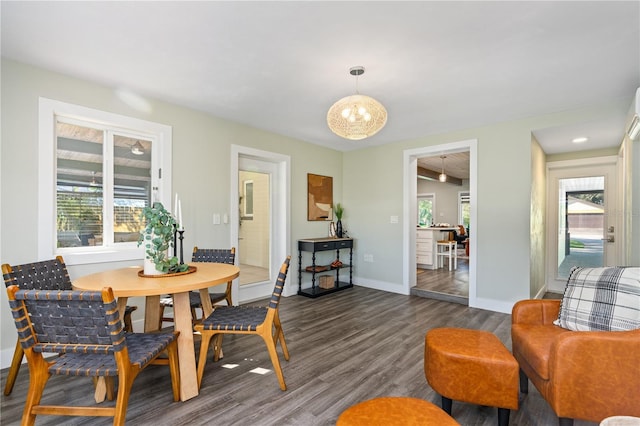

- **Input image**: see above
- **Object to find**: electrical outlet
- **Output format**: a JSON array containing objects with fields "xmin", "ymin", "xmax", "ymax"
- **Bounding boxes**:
[
  {"xmin": 213, "ymin": 214, "xmax": 221, "ymax": 225},
  {"xmin": 364, "ymin": 254, "xmax": 374, "ymax": 262},
  {"xmin": 390, "ymin": 215, "xmax": 398, "ymax": 223}
]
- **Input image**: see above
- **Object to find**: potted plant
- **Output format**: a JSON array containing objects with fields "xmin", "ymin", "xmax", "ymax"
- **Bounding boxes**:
[
  {"xmin": 334, "ymin": 203, "xmax": 344, "ymax": 238},
  {"xmin": 138, "ymin": 202, "xmax": 188, "ymax": 274}
]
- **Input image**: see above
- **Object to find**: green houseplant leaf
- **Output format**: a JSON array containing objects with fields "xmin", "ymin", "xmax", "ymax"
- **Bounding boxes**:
[
  {"xmin": 334, "ymin": 203, "xmax": 344, "ymax": 221},
  {"xmin": 137, "ymin": 202, "xmax": 188, "ymax": 273}
]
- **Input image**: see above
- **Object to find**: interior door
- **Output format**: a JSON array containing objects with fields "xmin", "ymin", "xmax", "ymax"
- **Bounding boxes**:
[
  {"xmin": 237, "ymin": 156, "xmax": 276, "ymax": 300},
  {"xmin": 547, "ymin": 161, "xmax": 618, "ymax": 292}
]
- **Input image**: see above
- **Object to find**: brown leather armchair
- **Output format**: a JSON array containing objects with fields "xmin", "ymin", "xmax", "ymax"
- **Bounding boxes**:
[{"xmin": 511, "ymin": 299, "xmax": 640, "ymax": 426}]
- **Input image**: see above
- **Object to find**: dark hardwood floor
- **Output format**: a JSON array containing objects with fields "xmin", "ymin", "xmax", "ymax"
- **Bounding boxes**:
[
  {"xmin": 1, "ymin": 286, "xmax": 595, "ymax": 425},
  {"xmin": 413, "ymin": 254, "xmax": 470, "ymax": 305}
]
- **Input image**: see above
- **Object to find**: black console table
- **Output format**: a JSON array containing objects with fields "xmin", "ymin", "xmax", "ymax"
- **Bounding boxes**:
[{"xmin": 298, "ymin": 237, "xmax": 353, "ymax": 298}]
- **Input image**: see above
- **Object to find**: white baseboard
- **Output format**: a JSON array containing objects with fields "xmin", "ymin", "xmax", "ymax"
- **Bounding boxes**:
[
  {"xmin": 471, "ymin": 297, "xmax": 514, "ymax": 314},
  {"xmin": 352, "ymin": 275, "xmax": 408, "ymax": 295}
]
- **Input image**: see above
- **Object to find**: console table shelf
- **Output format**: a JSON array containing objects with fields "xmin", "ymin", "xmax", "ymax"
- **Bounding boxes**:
[{"xmin": 298, "ymin": 237, "xmax": 353, "ymax": 298}]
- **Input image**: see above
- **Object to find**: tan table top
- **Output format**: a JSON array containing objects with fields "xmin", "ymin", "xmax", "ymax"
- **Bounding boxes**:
[{"xmin": 73, "ymin": 262, "xmax": 239, "ymax": 297}]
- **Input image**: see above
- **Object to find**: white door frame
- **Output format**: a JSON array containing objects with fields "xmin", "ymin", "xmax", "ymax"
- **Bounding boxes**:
[
  {"xmin": 546, "ymin": 156, "xmax": 619, "ymax": 292},
  {"xmin": 231, "ymin": 145, "xmax": 291, "ymax": 302},
  {"xmin": 403, "ymin": 139, "xmax": 478, "ymax": 307}
]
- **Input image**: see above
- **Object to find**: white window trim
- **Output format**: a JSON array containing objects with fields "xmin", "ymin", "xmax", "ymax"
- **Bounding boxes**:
[{"xmin": 38, "ymin": 97, "xmax": 172, "ymax": 266}]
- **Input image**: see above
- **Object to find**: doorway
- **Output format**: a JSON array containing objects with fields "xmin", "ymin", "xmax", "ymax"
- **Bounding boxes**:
[
  {"xmin": 403, "ymin": 139, "xmax": 478, "ymax": 308},
  {"xmin": 238, "ymin": 168, "xmax": 271, "ymax": 286},
  {"xmin": 546, "ymin": 157, "xmax": 619, "ymax": 292},
  {"xmin": 414, "ymin": 153, "xmax": 470, "ymax": 303},
  {"xmin": 231, "ymin": 145, "xmax": 291, "ymax": 302}
]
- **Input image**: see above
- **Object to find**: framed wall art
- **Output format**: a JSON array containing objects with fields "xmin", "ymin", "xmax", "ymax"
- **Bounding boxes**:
[{"xmin": 307, "ymin": 173, "xmax": 333, "ymax": 221}]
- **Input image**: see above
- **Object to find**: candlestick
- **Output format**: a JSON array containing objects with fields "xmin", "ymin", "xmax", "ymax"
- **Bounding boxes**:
[
  {"xmin": 173, "ymin": 224, "xmax": 178, "ymax": 257},
  {"xmin": 178, "ymin": 230, "xmax": 185, "ymax": 264}
]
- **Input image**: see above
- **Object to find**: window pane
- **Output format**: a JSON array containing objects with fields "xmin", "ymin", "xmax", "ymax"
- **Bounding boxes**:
[
  {"xmin": 113, "ymin": 136, "xmax": 152, "ymax": 243},
  {"xmin": 459, "ymin": 191, "xmax": 470, "ymax": 229},
  {"xmin": 56, "ymin": 122, "xmax": 104, "ymax": 247},
  {"xmin": 418, "ymin": 197, "xmax": 433, "ymax": 226}
]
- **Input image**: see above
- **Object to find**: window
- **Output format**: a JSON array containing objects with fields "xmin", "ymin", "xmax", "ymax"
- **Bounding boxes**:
[
  {"xmin": 458, "ymin": 191, "xmax": 470, "ymax": 230},
  {"xmin": 39, "ymin": 98, "xmax": 172, "ymax": 265},
  {"xmin": 243, "ymin": 180, "xmax": 254, "ymax": 218},
  {"xmin": 418, "ymin": 194, "xmax": 435, "ymax": 227}
]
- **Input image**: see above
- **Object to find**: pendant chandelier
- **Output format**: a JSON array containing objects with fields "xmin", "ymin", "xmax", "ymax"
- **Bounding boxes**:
[
  {"xmin": 439, "ymin": 155, "xmax": 447, "ymax": 182},
  {"xmin": 131, "ymin": 140, "xmax": 145, "ymax": 155},
  {"xmin": 327, "ymin": 66, "xmax": 387, "ymax": 140}
]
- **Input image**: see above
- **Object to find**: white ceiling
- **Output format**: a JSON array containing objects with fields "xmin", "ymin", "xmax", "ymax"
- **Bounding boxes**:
[{"xmin": 2, "ymin": 1, "xmax": 638, "ymax": 154}]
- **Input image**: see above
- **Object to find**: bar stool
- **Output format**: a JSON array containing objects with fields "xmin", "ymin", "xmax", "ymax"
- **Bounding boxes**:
[{"xmin": 436, "ymin": 240, "xmax": 457, "ymax": 271}]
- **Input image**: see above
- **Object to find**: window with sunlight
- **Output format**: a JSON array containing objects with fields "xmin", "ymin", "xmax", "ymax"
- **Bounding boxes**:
[{"xmin": 418, "ymin": 194, "xmax": 435, "ymax": 227}]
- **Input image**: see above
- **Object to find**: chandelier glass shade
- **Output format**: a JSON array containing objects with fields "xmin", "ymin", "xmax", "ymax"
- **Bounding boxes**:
[
  {"xmin": 131, "ymin": 140, "xmax": 145, "ymax": 155},
  {"xmin": 327, "ymin": 66, "xmax": 387, "ymax": 140},
  {"xmin": 439, "ymin": 155, "xmax": 447, "ymax": 182},
  {"xmin": 327, "ymin": 94, "xmax": 388, "ymax": 140}
]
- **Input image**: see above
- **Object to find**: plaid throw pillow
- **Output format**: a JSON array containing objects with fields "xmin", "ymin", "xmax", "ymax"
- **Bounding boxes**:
[{"xmin": 554, "ymin": 266, "xmax": 640, "ymax": 331}]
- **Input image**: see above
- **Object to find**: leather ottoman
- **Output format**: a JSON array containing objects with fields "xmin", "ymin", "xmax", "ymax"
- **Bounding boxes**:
[
  {"xmin": 337, "ymin": 396, "xmax": 459, "ymax": 425},
  {"xmin": 424, "ymin": 328, "xmax": 519, "ymax": 426}
]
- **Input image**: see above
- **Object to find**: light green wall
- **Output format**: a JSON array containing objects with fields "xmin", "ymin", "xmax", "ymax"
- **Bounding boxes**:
[{"xmin": 0, "ymin": 59, "xmax": 343, "ymax": 363}]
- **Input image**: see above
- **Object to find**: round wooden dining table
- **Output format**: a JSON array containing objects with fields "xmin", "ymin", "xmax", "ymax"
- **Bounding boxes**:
[{"xmin": 73, "ymin": 262, "xmax": 239, "ymax": 402}]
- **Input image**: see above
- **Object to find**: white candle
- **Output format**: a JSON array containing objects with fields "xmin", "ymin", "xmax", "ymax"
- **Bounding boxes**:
[
  {"xmin": 174, "ymin": 193, "xmax": 179, "ymax": 219},
  {"xmin": 178, "ymin": 200, "xmax": 183, "ymax": 230}
]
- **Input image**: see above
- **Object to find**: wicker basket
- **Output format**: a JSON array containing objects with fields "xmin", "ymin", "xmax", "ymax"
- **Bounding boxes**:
[{"xmin": 319, "ymin": 275, "xmax": 335, "ymax": 289}]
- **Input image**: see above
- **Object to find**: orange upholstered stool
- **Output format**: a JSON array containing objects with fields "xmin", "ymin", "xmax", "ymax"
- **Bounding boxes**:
[
  {"xmin": 424, "ymin": 328, "xmax": 519, "ymax": 426},
  {"xmin": 337, "ymin": 396, "xmax": 459, "ymax": 425}
]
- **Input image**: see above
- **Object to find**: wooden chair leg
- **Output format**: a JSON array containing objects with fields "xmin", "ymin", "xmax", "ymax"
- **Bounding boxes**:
[
  {"xmin": 158, "ymin": 305, "xmax": 165, "ymax": 329},
  {"xmin": 261, "ymin": 331, "xmax": 286, "ymax": 391},
  {"xmin": 197, "ymin": 332, "xmax": 215, "ymax": 388},
  {"xmin": 113, "ymin": 369, "xmax": 136, "ymax": 426},
  {"xmin": 4, "ymin": 339, "xmax": 23, "ymax": 395},
  {"xmin": 166, "ymin": 340, "xmax": 181, "ymax": 401},
  {"xmin": 224, "ymin": 281, "xmax": 233, "ymax": 306},
  {"xmin": 213, "ymin": 335, "xmax": 224, "ymax": 362},
  {"xmin": 123, "ymin": 312, "xmax": 134, "ymax": 333},
  {"xmin": 105, "ymin": 376, "xmax": 116, "ymax": 401},
  {"xmin": 23, "ymin": 353, "xmax": 51, "ymax": 426},
  {"xmin": 274, "ymin": 313, "xmax": 290, "ymax": 360}
]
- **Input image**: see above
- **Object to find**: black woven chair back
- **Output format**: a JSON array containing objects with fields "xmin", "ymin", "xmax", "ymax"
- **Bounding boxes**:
[
  {"xmin": 2, "ymin": 256, "xmax": 71, "ymax": 291},
  {"xmin": 192, "ymin": 247, "xmax": 235, "ymax": 264},
  {"xmin": 8, "ymin": 287, "xmax": 126, "ymax": 354},
  {"xmin": 268, "ymin": 256, "xmax": 290, "ymax": 310}
]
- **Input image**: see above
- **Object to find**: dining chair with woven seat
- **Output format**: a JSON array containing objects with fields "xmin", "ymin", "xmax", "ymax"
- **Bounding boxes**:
[
  {"xmin": 6, "ymin": 285, "xmax": 180, "ymax": 426},
  {"xmin": 159, "ymin": 247, "xmax": 235, "ymax": 327},
  {"xmin": 1, "ymin": 256, "xmax": 137, "ymax": 396},
  {"xmin": 195, "ymin": 256, "xmax": 291, "ymax": 391}
]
